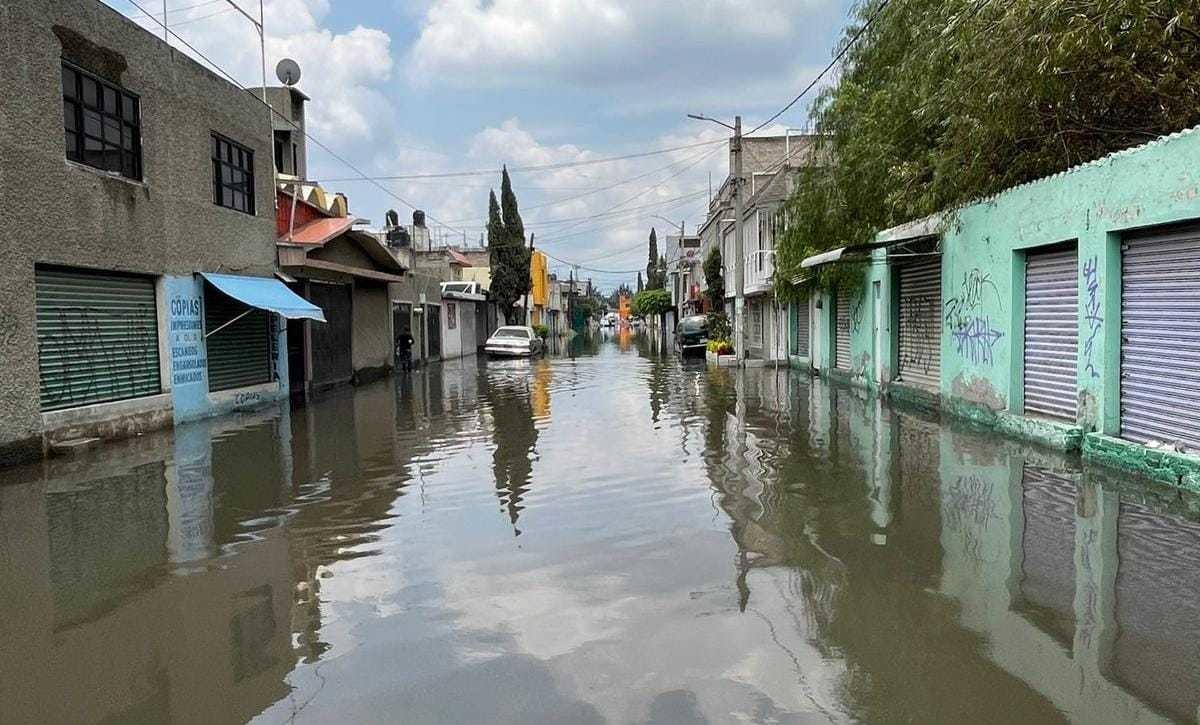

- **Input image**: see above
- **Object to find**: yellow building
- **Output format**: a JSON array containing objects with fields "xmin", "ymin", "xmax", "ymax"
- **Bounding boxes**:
[{"xmin": 530, "ymin": 250, "xmax": 550, "ymax": 325}]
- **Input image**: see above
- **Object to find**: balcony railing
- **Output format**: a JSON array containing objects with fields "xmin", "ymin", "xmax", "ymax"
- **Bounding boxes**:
[{"xmin": 745, "ymin": 250, "xmax": 775, "ymax": 293}]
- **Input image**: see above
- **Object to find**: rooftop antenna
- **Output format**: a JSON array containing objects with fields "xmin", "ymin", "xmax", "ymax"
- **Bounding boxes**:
[{"xmin": 276, "ymin": 58, "xmax": 302, "ymax": 86}]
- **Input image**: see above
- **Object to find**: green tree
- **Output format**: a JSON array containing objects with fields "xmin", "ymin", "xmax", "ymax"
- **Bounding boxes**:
[
  {"xmin": 488, "ymin": 166, "xmax": 532, "ymax": 324},
  {"xmin": 637, "ymin": 272, "xmax": 644, "ymax": 293},
  {"xmin": 703, "ymin": 246, "xmax": 724, "ymax": 312},
  {"xmin": 631, "ymin": 288, "xmax": 672, "ymax": 317},
  {"xmin": 646, "ymin": 228, "xmax": 660, "ymax": 288},
  {"xmin": 775, "ymin": 0, "xmax": 1200, "ymax": 297}
]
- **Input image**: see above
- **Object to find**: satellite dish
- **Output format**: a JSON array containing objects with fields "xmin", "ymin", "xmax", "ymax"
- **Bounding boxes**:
[{"xmin": 275, "ymin": 58, "xmax": 301, "ymax": 86}]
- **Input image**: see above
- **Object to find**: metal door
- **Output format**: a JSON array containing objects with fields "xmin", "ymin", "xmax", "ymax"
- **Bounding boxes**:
[
  {"xmin": 896, "ymin": 257, "xmax": 942, "ymax": 390},
  {"xmin": 392, "ymin": 302, "xmax": 412, "ymax": 367},
  {"xmin": 204, "ymin": 284, "xmax": 272, "ymax": 392},
  {"xmin": 835, "ymin": 287, "xmax": 852, "ymax": 371},
  {"xmin": 1024, "ymin": 244, "xmax": 1078, "ymax": 421},
  {"xmin": 1121, "ymin": 226, "xmax": 1200, "ymax": 450},
  {"xmin": 307, "ymin": 281, "xmax": 353, "ymax": 387},
  {"xmin": 426, "ymin": 303, "xmax": 442, "ymax": 359},
  {"xmin": 35, "ymin": 265, "xmax": 160, "ymax": 410},
  {"xmin": 794, "ymin": 296, "xmax": 810, "ymax": 357}
]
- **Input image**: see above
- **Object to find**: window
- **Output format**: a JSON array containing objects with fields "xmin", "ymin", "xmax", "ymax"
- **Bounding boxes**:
[
  {"xmin": 212, "ymin": 133, "xmax": 255, "ymax": 214},
  {"xmin": 62, "ymin": 62, "xmax": 142, "ymax": 180}
]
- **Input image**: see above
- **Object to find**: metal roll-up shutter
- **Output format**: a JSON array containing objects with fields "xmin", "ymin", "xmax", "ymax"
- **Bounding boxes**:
[
  {"xmin": 835, "ymin": 287, "xmax": 852, "ymax": 370},
  {"xmin": 308, "ymin": 282, "xmax": 353, "ymax": 386},
  {"xmin": 795, "ymin": 297, "xmax": 810, "ymax": 357},
  {"xmin": 1121, "ymin": 227, "xmax": 1200, "ymax": 450},
  {"xmin": 204, "ymin": 285, "xmax": 271, "ymax": 392},
  {"xmin": 1024, "ymin": 245, "xmax": 1078, "ymax": 421},
  {"xmin": 426, "ymin": 304, "xmax": 442, "ymax": 358},
  {"xmin": 896, "ymin": 258, "xmax": 942, "ymax": 390},
  {"xmin": 35, "ymin": 266, "xmax": 160, "ymax": 411}
]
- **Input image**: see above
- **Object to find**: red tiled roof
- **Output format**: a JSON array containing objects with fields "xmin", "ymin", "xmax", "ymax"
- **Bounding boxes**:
[
  {"xmin": 447, "ymin": 248, "xmax": 472, "ymax": 266},
  {"xmin": 279, "ymin": 216, "xmax": 356, "ymax": 245}
]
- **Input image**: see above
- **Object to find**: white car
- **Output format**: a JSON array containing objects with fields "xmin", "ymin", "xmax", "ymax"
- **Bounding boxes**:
[{"xmin": 485, "ymin": 326, "xmax": 544, "ymax": 357}]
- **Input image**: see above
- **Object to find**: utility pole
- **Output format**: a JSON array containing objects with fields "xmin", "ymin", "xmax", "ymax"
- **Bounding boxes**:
[
  {"xmin": 732, "ymin": 115, "xmax": 746, "ymax": 362},
  {"xmin": 523, "ymin": 233, "xmax": 535, "ymax": 325},
  {"xmin": 688, "ymin": 112, "xmax": 745, "ymax": 362}
]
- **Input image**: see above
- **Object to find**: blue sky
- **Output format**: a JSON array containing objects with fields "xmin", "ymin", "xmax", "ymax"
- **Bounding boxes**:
[{"xmin": 104, "ymin": 0, "xmax": 854, "ymax": 290}]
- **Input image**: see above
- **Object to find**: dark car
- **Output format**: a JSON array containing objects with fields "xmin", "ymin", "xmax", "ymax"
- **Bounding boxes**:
[{"xmin": 675, "ymin": 315, "xmax": 708, "ymax": 356}]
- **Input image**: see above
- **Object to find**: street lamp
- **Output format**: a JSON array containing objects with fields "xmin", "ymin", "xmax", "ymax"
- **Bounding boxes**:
[{"xmin": 688, "ymin": 112, "xmax": 745, "ymax": 362}]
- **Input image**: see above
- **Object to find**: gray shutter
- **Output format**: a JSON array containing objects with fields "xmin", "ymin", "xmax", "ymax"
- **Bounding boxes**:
[
  {"xmin": 1121, "ymin": 227, "xmax": 1200, "ymax": 451},
  {"xmin": 835, "ymin": 287, "xmax": 852, "ymax": 370},
  {"xmin": 36, "ymin": 266, "xmax": 161, "ymax": 411},
  {"xmin": 204, "ymin": 285, "xmax": 272, "ymax": 392},
  {"xmin": 795, "ymin": 297, "xmax": 810, "ymax": 357},
  {"xmin": 1023, "ymin": 245, "xmax": 1078, "ymax": 421},
  {"xmin": 896, "ymin": 258, "xmax": 942, "ymax": 390}
]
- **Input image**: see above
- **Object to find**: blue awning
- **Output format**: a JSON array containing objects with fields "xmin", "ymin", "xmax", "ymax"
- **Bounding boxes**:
[{"xmin": 200, "ymin": 273, "xmax": 326, "ymax": 322}]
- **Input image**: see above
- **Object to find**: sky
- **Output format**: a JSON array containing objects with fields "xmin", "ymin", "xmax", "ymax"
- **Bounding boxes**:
[{"xmin": 102, "ymin": 0, "xmax": 855, "ymax": 291}]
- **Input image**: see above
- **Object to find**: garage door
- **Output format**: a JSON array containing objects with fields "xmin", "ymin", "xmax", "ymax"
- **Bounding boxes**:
[
  {"xmin": 834, "ymin": 287, "xmax": 852, "ymax": 370},
  {"xmin": 896, "ymin": 258, "xmax": 941, "ymax": 390},
  {"xmin": 204, "ymin": 283, "xmax": 272, "ymax": 392},
  {"xmin": 35, "ymin": 266, "xmax": 160, "ymax": 411},
  {"xmin": 1121, "ymin": 226, "xmax": 1200, "ymax": 450},
  {"xmin": 794, "ymin": 297, "xmax": 810, "ymax": 357},
  {"xmin": 308, "ymin": 281, "xmax": 353, "ymax": 387},
  {"xmin": 1024, "ymin": 244, "xmax": 1078, "ymax": 421}
]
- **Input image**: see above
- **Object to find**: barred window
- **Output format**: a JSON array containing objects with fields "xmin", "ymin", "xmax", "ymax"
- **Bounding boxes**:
[
  {"xmin": 62, "ymin": 62, "xmax": 142, "ymax": 180},
  {"xmin": 212, "ymin": 133, "xmax": 255, "ymax": 215}
]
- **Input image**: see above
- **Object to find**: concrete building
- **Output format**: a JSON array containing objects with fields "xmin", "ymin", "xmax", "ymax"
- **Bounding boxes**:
[
  {"xmin": 0, "ymin": 0, "xmax": 324, "ymax": 464},
  {"xmin": 697, "ymin": 133, "xmax": 821, "ymax": 361},
  {"xmin": 791, "ymin": 123, "xmax": 1200, "ymax": 489},
  {"xmin": 276, "ymin": 183, "xmax": 406, "ymax": 394},
  {"xmin": 667, "ymin": 233, "xmax": 703, "ymax": 322}
]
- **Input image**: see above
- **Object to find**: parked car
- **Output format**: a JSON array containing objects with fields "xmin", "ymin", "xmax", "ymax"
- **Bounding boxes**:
[
  {"xmin": 485, "ymin": 326, "xmax": 544, "ymax": 357},
  {"xmin": 675, "ymin": 315, "xmax": 708, "ymax": 356}
]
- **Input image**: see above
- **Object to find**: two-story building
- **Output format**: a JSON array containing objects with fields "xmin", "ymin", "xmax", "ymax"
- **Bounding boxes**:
[
  {"xmin": 0, "ymin": 0, "xmax": 326, "ymax": 464},
  {"xmin": 697, "ymin": 133, "xmax": 821, "ymax": 362}
]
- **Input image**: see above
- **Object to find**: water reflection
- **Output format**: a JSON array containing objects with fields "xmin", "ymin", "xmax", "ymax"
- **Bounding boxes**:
[{"xmin": 0, "ymin": 339, "xmax": 1198, "ymax": 723}]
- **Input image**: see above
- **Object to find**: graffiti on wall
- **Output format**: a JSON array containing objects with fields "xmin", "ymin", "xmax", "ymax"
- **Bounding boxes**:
[
  {"xmin": 952, "ymin": 316, "xmax": 1005, "ymax": 366},
  {"xmin": 850, "ymin": 294, "xmax": 865, "ymax": 334},
  {"xmin": 900, "ymin": 294, "xmax": 939, "ymax": 374},
  {"xmin": 944, "ymin": 268, "xmax": 1005, "ymax": 367},
  {"xmin": 1082, "ymin": 256, "xmax": 1103, "ymax": 380}
]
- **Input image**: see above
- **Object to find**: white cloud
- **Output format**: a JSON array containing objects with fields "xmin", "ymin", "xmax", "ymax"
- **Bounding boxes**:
[{"xmin": 407, "ymin": 0, "xmax": 841, "ymax": 104}]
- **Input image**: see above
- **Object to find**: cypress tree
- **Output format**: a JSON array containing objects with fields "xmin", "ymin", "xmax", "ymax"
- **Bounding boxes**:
[
  {"xmin": 489, "ymin": 167, "xmax": 532, "ymax": 324},
  {"xmin": 647, "ymin": 228, "xmax": 659, "ymax": 289}
]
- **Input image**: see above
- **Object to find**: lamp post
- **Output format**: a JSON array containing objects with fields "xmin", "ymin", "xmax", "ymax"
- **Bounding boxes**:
[{"xmin": 687, "ymin": 114, "xmax": 744, "ymax": 362}]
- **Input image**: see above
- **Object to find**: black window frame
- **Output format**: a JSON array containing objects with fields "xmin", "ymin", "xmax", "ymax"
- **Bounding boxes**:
[
  {"xmin": 61, "ymin": 60, "xmax": 142, "ymax": 181},
  {"xmin": 212, "ymin": 132, "xmax": 256, "ymax": 215}
]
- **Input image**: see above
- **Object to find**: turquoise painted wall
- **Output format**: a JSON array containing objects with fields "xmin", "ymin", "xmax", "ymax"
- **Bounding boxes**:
[
  {"xmin": 939, "ymin": 125, "xmax": 1200, "ymax": 434},
  {"xmin": 812, "ymin": 126, "xmax": 1200, "ymax": 441}
]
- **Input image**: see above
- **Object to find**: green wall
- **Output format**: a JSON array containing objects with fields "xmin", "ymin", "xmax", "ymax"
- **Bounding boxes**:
[{"xmin": 805, "ymin": 125, "xmax": 1200, "ymax": 476}]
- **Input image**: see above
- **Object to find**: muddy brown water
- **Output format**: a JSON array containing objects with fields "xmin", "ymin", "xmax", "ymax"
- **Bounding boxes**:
[{"xmin": 2, "ymin": 331, "xmax": 1199, "ymax": 723}]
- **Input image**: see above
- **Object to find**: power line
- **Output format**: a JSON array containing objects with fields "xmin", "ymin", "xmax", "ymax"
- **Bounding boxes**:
[
  {"xmin": 120, "ymin": 0, "xmax": 469, "ymax": 236},
  {"xmin": 314, "ymin": 138, "xmax": 724, "ymax": 183},
  {"xmin": 748, "ymin": 0, "xmax": 893, "ymax": 135}
]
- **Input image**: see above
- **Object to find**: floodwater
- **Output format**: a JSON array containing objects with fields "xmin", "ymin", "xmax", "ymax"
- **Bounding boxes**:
[{"xmin": 3, "ymin": 330, "xmax": 1200, "ymax": 724}]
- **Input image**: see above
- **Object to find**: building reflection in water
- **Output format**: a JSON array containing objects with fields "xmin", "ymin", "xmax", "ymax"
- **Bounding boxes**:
[
  {"xmin": 708, "ymin": 366, "xmax": 1200, "ymax": 723},
  {"xmin": 1, "ymin": 354, "xmax": 1199, "ymax": 723}
]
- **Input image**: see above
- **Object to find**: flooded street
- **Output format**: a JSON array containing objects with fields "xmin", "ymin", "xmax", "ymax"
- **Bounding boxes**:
[{"xmin": 3, "ymin": 331, "xmax": 1200, "ymax": 724}]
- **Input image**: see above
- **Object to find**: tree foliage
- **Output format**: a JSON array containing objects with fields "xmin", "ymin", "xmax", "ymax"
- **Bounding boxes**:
[
  {"xmin": 703, "ymin": 246, "xmax": 724, "ymax": 311},
  {"xmin": 775, "ymin": 0, "xmax": 1200, "ymax": 296},
  {"xmin": 648, "ymin": 230, "xmax": 667, "ymax": 290},
  {"xmin": 631, "ymin": 288, "xmax": 672, "ymax": 318},
  {"xmin": 488, "ymin": 166, "xmax": 532, "ymax": 324}
]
